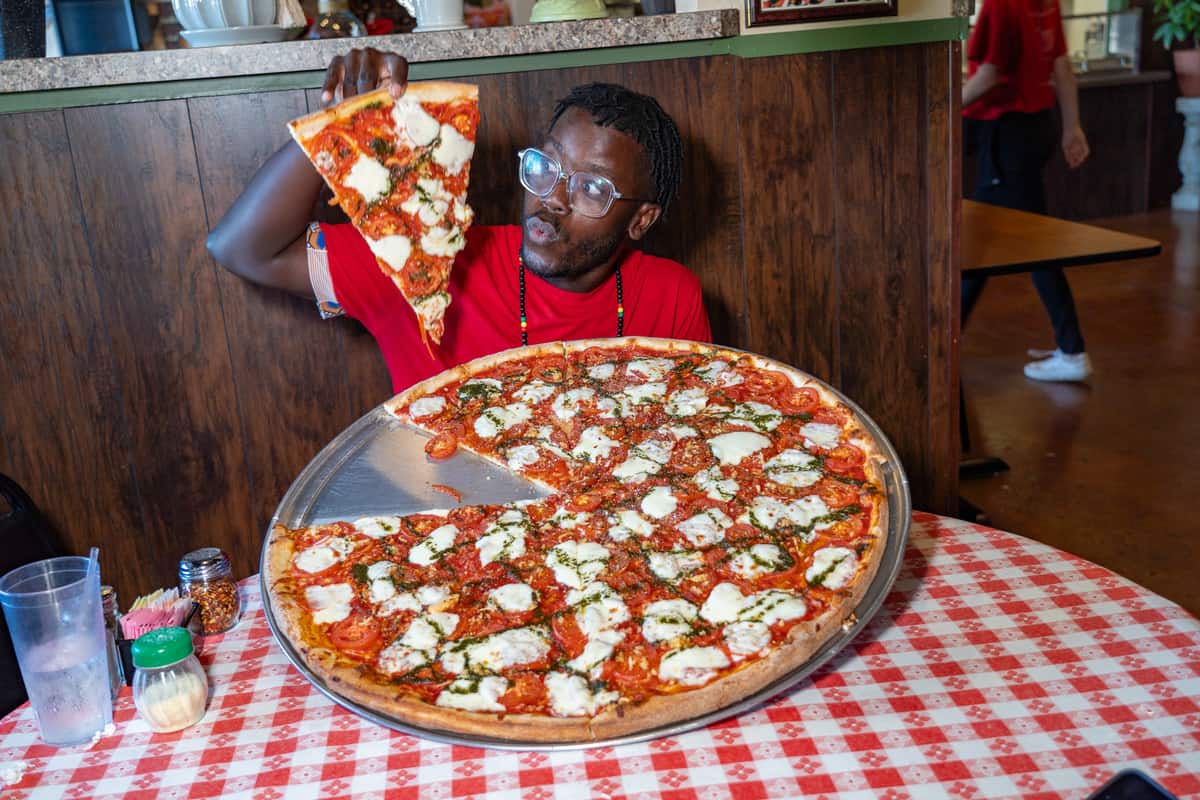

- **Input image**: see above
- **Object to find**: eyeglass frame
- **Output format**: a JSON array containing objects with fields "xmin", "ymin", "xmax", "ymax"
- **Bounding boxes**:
[{"xmin": 517, "ymin": 147, "xmax": 648, "ymax": 219}]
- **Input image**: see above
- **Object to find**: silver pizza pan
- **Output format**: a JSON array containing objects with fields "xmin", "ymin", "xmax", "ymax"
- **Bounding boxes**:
[{"xmin": 260, "ymin": 342, "xmax": 911, "ymax": 750}]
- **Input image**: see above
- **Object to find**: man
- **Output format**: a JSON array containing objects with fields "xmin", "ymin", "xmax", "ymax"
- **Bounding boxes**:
[
  {"xmin": 207, "ymin": 48, "xmax": 711, "ymax": 392},
  {"xmin": 961, "ymin": 0, "xmax": 1092, "ymax": 382}
]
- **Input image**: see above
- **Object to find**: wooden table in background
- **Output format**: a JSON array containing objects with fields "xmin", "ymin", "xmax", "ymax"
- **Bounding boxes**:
[
  {"xmin": 961, "ymin": 199, "xmax": 1163, "ymax": 276},
  {"xmin": 958, "ymin": 201, "xmax": 1163, "ymax": 490}
]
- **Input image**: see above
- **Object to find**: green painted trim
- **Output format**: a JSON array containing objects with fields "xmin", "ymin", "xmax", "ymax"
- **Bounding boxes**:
[
  {"xmin": 731, "ymin": 17, "xmax": 968, "ymax": 57},
  {"xmin": 0, "ymin": 17, "xmax": 966, "ymax": 114}
]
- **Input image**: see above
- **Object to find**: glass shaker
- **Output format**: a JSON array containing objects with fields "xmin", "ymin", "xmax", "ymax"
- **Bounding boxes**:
[
  {"xmin": 100, "ymin": 585, "xmax": 124, "ymax": 699},
  {"xmin": 178, "ymin": 548, "xmax": 241, "ymax": 635},
  {"xmin": 131, "ymin": 627, "xmax": 209, "ymax": 733}
]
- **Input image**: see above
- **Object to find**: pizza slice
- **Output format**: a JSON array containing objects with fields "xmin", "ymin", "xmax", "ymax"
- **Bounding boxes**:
[{"xmin": 288, "ymin": 82, "xmax": 481, "ymax": 348}]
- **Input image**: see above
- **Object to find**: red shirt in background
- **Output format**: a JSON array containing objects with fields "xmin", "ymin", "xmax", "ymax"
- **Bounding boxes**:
[
  {"xmin": 323, "ymin": 223, "xmax": 713, "ymax": 392},
  {"xmin": 964, "ymin": 0, "xmax": 1067, "ymax": 120}
]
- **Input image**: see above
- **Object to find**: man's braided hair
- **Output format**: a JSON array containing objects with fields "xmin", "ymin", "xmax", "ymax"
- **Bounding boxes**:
[{"xmin": 549, "ymin": 83, "xmax": 683, "ymax": 211}]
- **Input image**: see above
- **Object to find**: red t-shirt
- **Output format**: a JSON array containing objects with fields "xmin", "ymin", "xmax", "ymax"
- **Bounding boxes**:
[
  {"xmin": 324, "ymin": 223, "xmax": 713, "ymax": 392},
  {"xmin": 964, "ymin": 0, "xmax": 1067, "ymax": 121}
]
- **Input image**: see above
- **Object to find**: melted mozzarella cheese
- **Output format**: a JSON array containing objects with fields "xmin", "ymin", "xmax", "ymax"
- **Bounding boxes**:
[
  {"xmin": 294, "ymin": 537, "xmax": 354, "ymax": 574},
  {"xmin": 552, "ymin": 388, "xmax": 596, "ymax": 420},
  {"xmin": 436, "ymin": 676, "xmax": 508, "ymax": 712},
  {"xmin": 476, "ymin": 509, "xmax": 528, "ymax": 566},
  {"xmin": 403, "ymin": 612, "xmax": 460, "ymax": 651},
  {"xmin": 641, "ymin": 598, "xmax": 698, "ymax": 643},
  {"xmin": 378, "ymin": 592, "xmax": 422, "ymax": 617},
  {"xmin": 568, "ymin": 583, "xmax": 629, "ymax": 637},
  {"xmin": 393, "ymin": 97, "xmax": 440, "ymax": 147},
  {"xmin": 640, "ymin": 486, "xmax": 677, "ymax": 519},
  {"xmin": 612, "ymin": 454, "xmax": 662, "ymax": 482},
  {"xmin": 572, "ymin": 426, "xmax": 619, "ymax": 462},
  {"xmin": 665, "ymin": 388, "xmax": 708, "ymax": 417},
  {"xmin": 724, "ymin": 620, "xmax": 771, "ymax": 658},
  {"xmin": 408, "ymin": 523, "xmax": 458, "ymax": 566},
  {"xmin": 367, "ymin": 561, "xmax": 396, "ymax": 581},
  {"xmin": 412, "ymin": 291, "xmax": 450, "ymax": 324},
  {"xmin": 353, "ymin": 515, "xmax": 403, "ymax": 539},
  {"xmin": 707, "ymin": 432, "xmax": 771, "ymax": 466},
  {"xmin": 637, "ymin": 439, "xmax": 675, "ymax": 465},
  {"xmin": 432, "ymin": 123, "xmax": 474, "ymax": 175},
  {"xmin": 694, "ymin": 466, "xmax": 739, "ymax": 501},
  {"xmin": 623, "ymin": 382, "xmax": 667, "ymax": 404},
  {"xmin": 765, "ymin": 449, "xmax": 821, "ymax": 488},
  {"xmin": 699, "ymin": 582, "xmax": 750, "ymax": 624},
  {"xmin": 408, "ymin": 396, "xmax": 446, "ymax": 419},
  {"xmin": 546, "ymin": 541, "xmax": 610, "ymax": 589},
  {"xmin": 459, "ymin": 378, "xmax": 502, "ymax": 398},
  {"xmin": 488, "ymin": 582, "xmax": 536, "ymax": 612},
  {"xmin": 729, "ymin": 544, "xmax": 787, "ymax": 580},
  {"xmin": 666, "ymin": 425, "xmax": 698, "ymax": 439},
  {"xmin": 587, "ymin": 363, "xmax": 615, "ymax": 380},
  {"xmin": 728, "ymin": 401, "xmax": 783, "ymax": 432},
  {"xmin": 677, "ymin": 508, "xmax": 733, "ymax": 547},
  {"xmin": 421, "ymin": 226, "xmax": 465, "ymax": 258},
  {"xmin": 549, "ymin": 509, "xmax": 591, "ymax": 530},
  {"xmin": 647, "ymin": 550, "xmax": 705, "ymax": 582},
  {"xmin": 417, "ymin": 584, "xmax": 450, "ymax": 608},
  {"xmin": 659, "ymin": 646, "xmax": 730, "ymax": 686},
  {"xmin": 545, "ymin": 672, "xmax": 619, "ymax": 717},
  {"xmin": 740, "ymin": 589, "xmax": 807, "ymax": 625},
  {"xmin": 694, "ymin": 360, "xmax": 729, "ymax": 383},
  {"xmin": 377, "ymin": 640, "xmax": 429, "ymax": 675},
  {"xmin": 567, "ymin": 629, "xmax": 623, "ymax": 678},
  {"xmin": 344, "ymin": 155, "xmax": 391, "ymax": 204},
  {"xmin": 304, "ymin": 583, "xmax": 353, "ymax": 625},
  {"xmin": 473, "ymin": 402, "xmax": 533, "ymax": 438},
  {"xmin": 441, "ymin": 625, "xmax": 550, "ymax": 674},
  {"xmin": 627, "ymin": 357, "xmax": 673, "ymax": 381},
  {"xmin": 514, "ymin": 381, "xmax": 556, "ymax": 404},
  {"xmin": 608, "ymin": 509, "xmax": 653, "ymax": 541},
  {"xmin": 505, "ymin": 444, "xmax": 541, "ymax": 470},
  {"xmin": 799, "ymin": 422, "xmax": 842, "ymax": 450},
  {"xmin": 365, "ymin": 233, "xmax": 414, "ymax": 271},
  {"xmin": 369, "ymin": 577, "xmax": 396, "ymax": 604},
  {"xmin": 806, "ymin": 547, "xmax": 859, "ymax": 589}
]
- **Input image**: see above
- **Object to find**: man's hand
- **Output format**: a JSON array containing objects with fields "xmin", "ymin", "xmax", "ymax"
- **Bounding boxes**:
[
  {"xmin": 1062, "ymin": 124, "xmax": 1089, "ymax": 169},
  {"xmin": 320, "ymin": 48, "xmax": 409, "ymax": 106}
]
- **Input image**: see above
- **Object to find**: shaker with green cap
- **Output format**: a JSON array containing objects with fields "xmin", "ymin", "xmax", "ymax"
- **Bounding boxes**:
[{"xmin": 131, "ymin": 627, "xmax": 209, "ymax": 732}]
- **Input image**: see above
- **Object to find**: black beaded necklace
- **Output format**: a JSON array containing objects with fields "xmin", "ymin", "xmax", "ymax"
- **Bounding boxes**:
[{"xmin": 519, "ymin": 258, "xmax": 624, "ymax": 347}]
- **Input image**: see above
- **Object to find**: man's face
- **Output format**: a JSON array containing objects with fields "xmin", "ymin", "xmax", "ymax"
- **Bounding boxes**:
[{"xmin": 519, "ymin": 107, "xmax": 654, "ymax": 283}]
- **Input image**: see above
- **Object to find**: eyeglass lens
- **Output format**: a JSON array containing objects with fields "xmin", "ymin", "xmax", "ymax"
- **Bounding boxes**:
[{"xmin": 519, "ymin": 149, "xmax": 615, "ymax": 218}]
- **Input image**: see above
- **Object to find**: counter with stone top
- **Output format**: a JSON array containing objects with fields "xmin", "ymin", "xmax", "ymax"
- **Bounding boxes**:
[{"xmin": 1, "ymin": 11, "xmax": 738, "ymax": 95}]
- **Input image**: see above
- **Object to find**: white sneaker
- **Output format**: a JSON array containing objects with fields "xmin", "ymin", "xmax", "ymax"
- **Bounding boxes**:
[{"xmin": 1023, "ymin": 349, "xmax": 1093, "ymax": 382}]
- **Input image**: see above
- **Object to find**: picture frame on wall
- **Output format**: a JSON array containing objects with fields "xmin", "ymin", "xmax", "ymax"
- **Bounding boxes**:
[{"xmin": 746, "ymin": 0, "xmax": 897, "ymax": 26}]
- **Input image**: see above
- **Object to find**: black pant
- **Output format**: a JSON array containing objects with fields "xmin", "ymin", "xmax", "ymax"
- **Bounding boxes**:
[{"xmin": 963, "ymin": 111, "xmax": 1086, "ymax": 355}]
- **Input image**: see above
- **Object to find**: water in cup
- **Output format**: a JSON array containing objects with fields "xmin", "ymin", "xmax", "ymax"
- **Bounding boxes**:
[
  {"xmin": 0, "ymin": 555, "xmax": 115, "ymax": 747},
  {"xmin": 22, "ymin": 636, "xmax": 112, "ymax": 746}
]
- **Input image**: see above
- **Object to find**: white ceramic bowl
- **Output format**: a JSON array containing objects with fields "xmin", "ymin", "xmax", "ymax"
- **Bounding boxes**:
[{"xmin": 172, "ymin": 0, "xmax": 277, "ymax": 30}]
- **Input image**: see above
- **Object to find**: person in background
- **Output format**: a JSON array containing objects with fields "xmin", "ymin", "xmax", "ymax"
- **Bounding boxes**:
[
  {"xmin": 207, "ymin": 48, "xmax": 710, "ymax": 393},
  {"xmin": 962, "ymin": 0, "xmax": 1092, "ymax": 382}
]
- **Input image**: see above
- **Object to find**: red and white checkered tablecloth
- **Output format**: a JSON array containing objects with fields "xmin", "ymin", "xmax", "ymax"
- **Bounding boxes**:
[{"xmin": 2, "ymin": 512, "xmax": 1198, "ymax": 800}]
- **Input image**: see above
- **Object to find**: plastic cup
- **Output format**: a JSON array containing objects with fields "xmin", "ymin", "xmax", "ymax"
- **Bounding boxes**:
[{"xmin": 0, "ymin": 556, "xmax": 114, "ymax": 747}]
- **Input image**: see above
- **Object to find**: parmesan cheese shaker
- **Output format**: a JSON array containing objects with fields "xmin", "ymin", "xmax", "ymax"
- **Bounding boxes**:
[{"xmin": 131, "ymin": 627, "xmax": 208, "ymax": 733}]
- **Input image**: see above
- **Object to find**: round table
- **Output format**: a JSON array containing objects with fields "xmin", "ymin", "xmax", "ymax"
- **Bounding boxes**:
[{"xmin": 2, "ymin": 513, "xmax": 1197, "ymax": 799}]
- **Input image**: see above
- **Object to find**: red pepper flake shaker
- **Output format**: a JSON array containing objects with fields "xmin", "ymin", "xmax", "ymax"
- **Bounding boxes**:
[{"xmin": 178, "ymin": 548, "xmax": 241, "ymax": 635}]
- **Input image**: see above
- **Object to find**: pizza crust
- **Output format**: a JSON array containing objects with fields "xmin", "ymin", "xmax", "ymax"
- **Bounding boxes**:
[
  {"xmin": 288, "ymin": 82, "xmax": 479, "ymax": 144},
  {"xmin": 266, "ymin": 337, "xmax": 898, "ymax": 745}
]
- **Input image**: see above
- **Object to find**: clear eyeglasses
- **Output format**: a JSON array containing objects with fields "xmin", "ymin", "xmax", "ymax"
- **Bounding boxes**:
[{"xmin": 517, "ymin": 148, "xmax": 645, "ymax": 218}]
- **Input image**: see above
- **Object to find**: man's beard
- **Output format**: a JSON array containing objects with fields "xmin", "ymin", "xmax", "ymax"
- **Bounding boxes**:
[{"xmin": 520, "ymin": 214, "xmax": 626, "ymax": 282}]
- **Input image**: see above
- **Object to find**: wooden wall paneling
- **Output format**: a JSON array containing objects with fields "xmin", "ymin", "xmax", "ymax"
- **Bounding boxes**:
[
  {"xmin": 0, "ymin": 110, "xmax": 146, "ymax": 591},
  {"xmin": 64, "ymin": 100, "xmax": 254, "ymax": 598},
  {"xmin": 303, "ymin": 87, "xmax": 397, "ymax": 416},
  {"xmin": 735, "ymin": 53, "xmax": 838, "ymax": 381},
  {"xmin": 189, "ymin": 90, "xmax": 384, "ymax": 574},
  {"xmin": 831, "ymin": 45, "xmax": 937, "ymax": 512},
  {"xmin": 1046, "ymin": 84, "xmax": 1152, "ymax": 220},
  {"xmin": 922, "ymin": 41, "xmax": 961, "ymax": 515}
]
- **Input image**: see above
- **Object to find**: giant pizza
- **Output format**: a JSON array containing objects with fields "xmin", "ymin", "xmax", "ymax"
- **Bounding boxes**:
[{"xmin": 263, "ymin": 338, "xmax": 899, "ymax": 743}]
